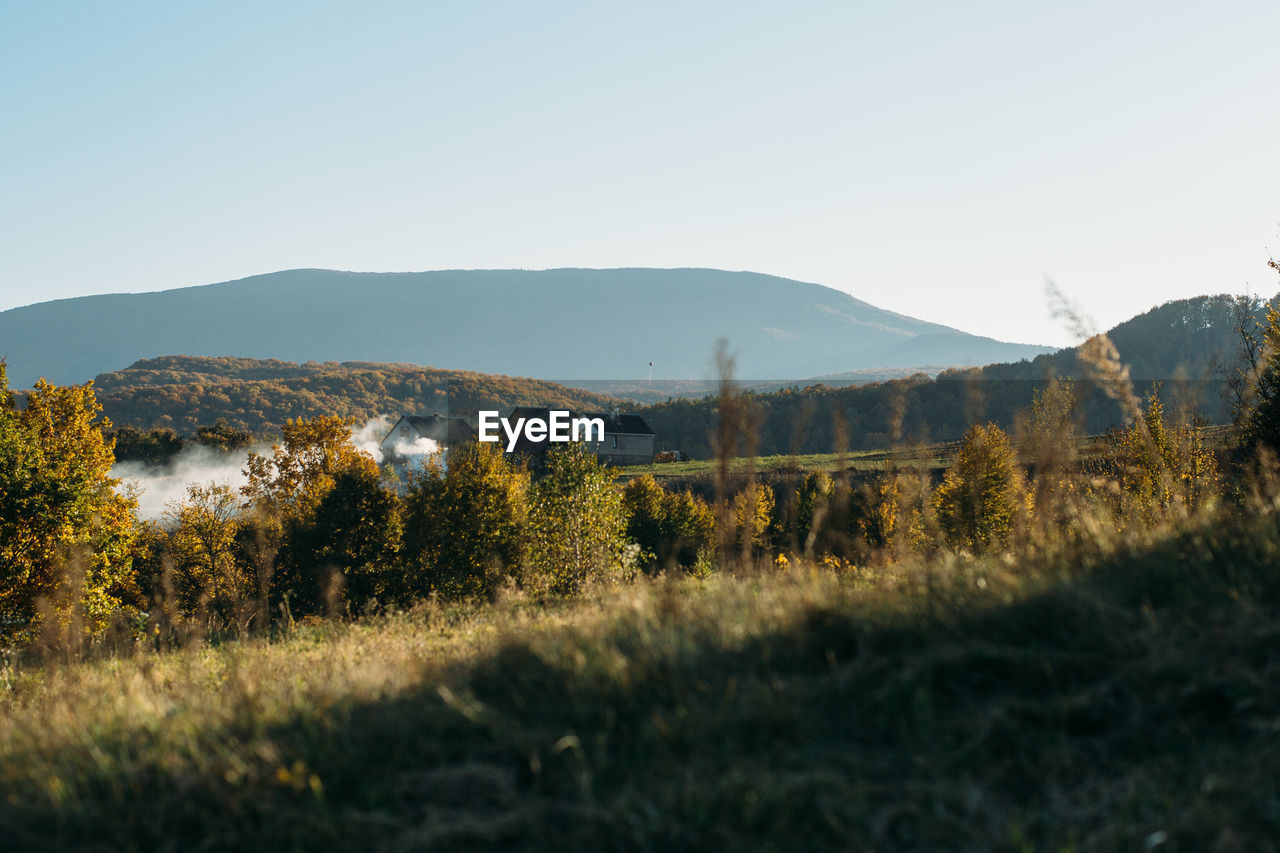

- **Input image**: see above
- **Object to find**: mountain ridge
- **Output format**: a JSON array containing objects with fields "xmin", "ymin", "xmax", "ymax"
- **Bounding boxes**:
[{"xmin": 0, "ymin": 268, "xmax": 1054, "ymax": 388}]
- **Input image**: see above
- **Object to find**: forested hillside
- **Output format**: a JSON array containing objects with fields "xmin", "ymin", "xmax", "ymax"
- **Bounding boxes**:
[
  {"xmin": 640, "ymin": 293, "xmax": 1272, "ymax": 457},
  {"xmin": 92, "ymin": 356, "xmax": 622, "ymax": 435}
]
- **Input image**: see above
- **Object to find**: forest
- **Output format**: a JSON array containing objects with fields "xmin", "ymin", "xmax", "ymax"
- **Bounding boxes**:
[{"xmin": 86, "ymin": 356, "xmax": 624, "ymax": 436}]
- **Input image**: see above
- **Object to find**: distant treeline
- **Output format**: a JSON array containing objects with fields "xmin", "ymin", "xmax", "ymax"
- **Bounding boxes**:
[
  {"xmin": 640, "ymin": 294, "xmax": 1271, "ymax": 457},
  {"xmin": 106, "ymin": 420, "xmax": 255, "ymax": 466}
]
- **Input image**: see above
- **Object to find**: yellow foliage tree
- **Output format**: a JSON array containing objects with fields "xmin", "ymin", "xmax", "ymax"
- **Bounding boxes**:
[
  {"xmin": 933, "ymin": 423, "xmax": 1024, "ymax": 553},
  {"xmin": 242, "ymin": 416, "xmax": 379, "ymax": 520},
  {"xmin": 0, "ymin": 365, "xmax": 138, "ymax": 639},
  {"xmin": 164, "ymin": 482, "xmax": 255, "ymax": 627}
]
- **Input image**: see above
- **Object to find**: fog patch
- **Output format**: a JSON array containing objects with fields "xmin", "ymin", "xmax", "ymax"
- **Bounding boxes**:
[
  {"xmin": 113, "ymin": 444, "xmax": 257, "ymax": 521},
  {"xmin": 352, "ymin": 416, "xmax": 393, "ymax": 463},
  {"xmin": 114, "ymin": 417, "xmax": 437, "ymax": 519}
]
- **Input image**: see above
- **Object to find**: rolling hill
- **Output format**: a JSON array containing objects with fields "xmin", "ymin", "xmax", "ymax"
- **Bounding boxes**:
[
  {"xmin": 0, "ymin": 268, "xmax": 1053, "ymax": 388},
  {"xmin": 637, "ymin": 293, "xmax": 1272, "ymax": 457},
  {"xmin": 88, "ymin": 356, "xmax": 626, "ymax": 436}
]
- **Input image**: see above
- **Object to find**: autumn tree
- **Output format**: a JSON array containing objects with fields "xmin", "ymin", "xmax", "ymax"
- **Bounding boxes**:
[
  {"xmin": 242, "ymin": 416, "xmax": 377, "ymax": 520},
  {"xmin": 623, "ymin": 474, "xmax": 714, "ymax": 573},
  {"xmin": 661, "ymin": 489, "xmax": 715, "ymax": 570},
  {"xmin": 622, "ymin": 475, "xmax": 665, "ymax": 570},
  {"xmin": 402, "ymin": 440, "xmax": 528, "ymax": 601},
  {"xmin": 933, "ymin": 423, "xmax": 1024, "ymax": 553},
  {"xmin": 241, "ymin": 416, "xmax": 383, "ymax": 613},
  {"xmin": 524, "ymin": 442, "xmax": 627, "ymax": 595},
  {"xmin": 0, "ymin": 365, "xmax": 138, "ymax": 639},
  {"xmin": 730, "ymin": 482, "xmax": 775, "ymax": 562},
  {"xmin": 164, "ymin": 482, "xmax": 255, "ymax": 628}
]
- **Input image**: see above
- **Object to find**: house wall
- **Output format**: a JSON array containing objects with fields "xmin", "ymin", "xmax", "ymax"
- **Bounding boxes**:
[{"xmin": 593, "ymin": 432, "xmax": 655, "ymax": 465}]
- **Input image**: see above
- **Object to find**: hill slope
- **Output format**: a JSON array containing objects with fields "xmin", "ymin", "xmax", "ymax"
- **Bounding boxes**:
[
  {"xmin": 0, "ymin": 268, "xmax": 1052, "ymax": 388},
  {"xmin": 638, "ymin": 293, "xmax": 1270, "ymax": 457},
  {"xmin": 91, "ymin": 356, "xmax": 625, "ymax": 435}
]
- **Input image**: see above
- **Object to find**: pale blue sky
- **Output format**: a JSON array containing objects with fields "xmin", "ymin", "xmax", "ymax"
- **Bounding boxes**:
[{"xmin": 2, "ymin": 1, "xmax": 1277, "ymax": 347}]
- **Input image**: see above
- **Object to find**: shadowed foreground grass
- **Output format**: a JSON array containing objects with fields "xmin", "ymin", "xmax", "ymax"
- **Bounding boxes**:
[{"xmin": 2, "ymin": 509, "xmax": 1280, "ymax": 850}]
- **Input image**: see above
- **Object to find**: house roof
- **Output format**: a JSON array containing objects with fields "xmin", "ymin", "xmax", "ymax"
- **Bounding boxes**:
[
  {"xmin": 384, "ymin": 414, "xmax": 474, "ymax": 445},
  {"xmin": 581, "ymin": 412, "xmax": 655, "ymax": 436}
]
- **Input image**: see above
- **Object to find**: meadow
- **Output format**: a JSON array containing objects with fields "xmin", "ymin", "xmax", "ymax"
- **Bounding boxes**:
[{"xmin": 2, "ymin": 495, "xmax": 1278, "ymax": 850}]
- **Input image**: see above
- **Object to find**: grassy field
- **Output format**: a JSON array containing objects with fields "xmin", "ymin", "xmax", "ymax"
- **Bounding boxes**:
[
  {"xmin": 624, "ymin": 426, "xmax": 1239, "ymax": 482},
  {"xmin": 623, "ymin": 446, "xmax": 951, "ymax": 480},
  {"xmin": 2, "ymin": 500, "xmax": 1278, "ymax": 850}
]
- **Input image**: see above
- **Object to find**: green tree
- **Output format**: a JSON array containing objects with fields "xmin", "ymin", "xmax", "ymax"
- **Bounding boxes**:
[
  {"xmin": 402, "ymin": 441, "xmax": 527, "ymax": 600},
  {"xmin": 525, "ymin": 442, "xmax": 627, "ymax": 595},
  {"xmin": 659, "ymin": 489, "xmax": 715, "ymax": 571},
  {"xmin": 282, "ymin": 465, "xmax": 402, "ymax": 612},
  {"xmin": 933, "ymin": 423, "xmax": 1024, "ymax": 553},
  {"xmin": 1242, "ymin": 286, "xmax": 1280, "ymax": 457},
  {"xmin": 794, "ymin": 470, "xmax": 835, "ymax": 555},
  {"xmin": 622, "ymin": 474, "xmax": 665, "ymax": 570},
  {"xmin": 0, "ymin": 365, "xmax": 138, "ymax": 640}
]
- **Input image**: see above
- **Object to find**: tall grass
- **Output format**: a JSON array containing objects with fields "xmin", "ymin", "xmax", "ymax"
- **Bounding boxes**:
[{"xmin": 2, "ymin": 487, "xmax": 1279, "ymax": 849}]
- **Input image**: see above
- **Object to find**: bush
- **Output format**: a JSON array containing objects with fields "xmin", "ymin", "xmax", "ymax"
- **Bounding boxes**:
[{"xmin": 1109, "ymin": 388, "xmax": 1219, "ymax": 523}]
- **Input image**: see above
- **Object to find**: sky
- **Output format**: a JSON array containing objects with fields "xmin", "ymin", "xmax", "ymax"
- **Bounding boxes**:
[{"xmin": 2, "ymin": 0, "xmax": 1278, "ymax": 348}]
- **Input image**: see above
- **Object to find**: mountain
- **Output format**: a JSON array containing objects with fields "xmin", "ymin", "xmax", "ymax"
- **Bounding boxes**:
[{"xmin": 0, "ymin": 268, "xmax": 1053, "ymax": 388}]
